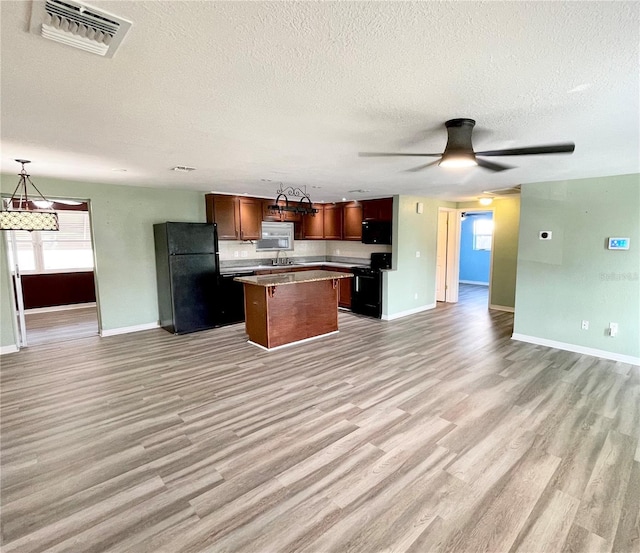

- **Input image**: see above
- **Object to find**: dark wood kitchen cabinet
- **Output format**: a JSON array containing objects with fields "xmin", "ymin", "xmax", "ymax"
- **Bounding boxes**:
[
  {"xmin": 302, "ymin": 204, "xmax": 325, "ymax": 239},
  {"xmin": 205, "ymin": 194, "xmax": 263, "ymax": 240},
  {"xmin": 205, "ymin": 194, "xmax": 240, "ymax": 240},
  {"xmin": 324, "ymin": 266, "xmax": 353, "ymax": 308},
  {"xmin": 323, "ymin": 204, "xmax": 343, "ymax": 240},
  {"xmin": 362, "ymin": 197, "xmax": 393, "ymax": 222},
  {"xmin": 342, "ymin": 201, "xmax": 363, "ymax": 241},
  {"xmin": 238, "ymin": 197, "xmax": 263, "ymax": 240},
  {"xmin": 262, "ymin": 199, "xmax": 302, "ymax": 223}
]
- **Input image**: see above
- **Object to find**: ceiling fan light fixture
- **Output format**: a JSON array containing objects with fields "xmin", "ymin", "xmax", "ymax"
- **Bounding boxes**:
[{"xmin": 439, "ymin": 153, "xmax": 478, "ymax": 168}]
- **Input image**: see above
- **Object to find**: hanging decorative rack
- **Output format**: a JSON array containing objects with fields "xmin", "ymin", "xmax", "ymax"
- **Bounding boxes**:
[
  {"xmin": 267, "ymin": 184, "xmax": 319, "ymax": 216},
  {"xmin": 0, "ymin": 160, "xmax": 59, "ymax": 232}
]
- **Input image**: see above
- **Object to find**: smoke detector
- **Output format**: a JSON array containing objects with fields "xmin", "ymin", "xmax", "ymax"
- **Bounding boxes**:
[{"xmin": 29, "ymin": 0, "xmax": 132, "ymax": 58}]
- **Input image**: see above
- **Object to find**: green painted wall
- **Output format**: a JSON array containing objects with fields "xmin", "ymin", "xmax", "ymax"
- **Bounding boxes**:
[
  {"xmin": 514, "ymin": 173, "xmax": 639, "ymax": 358},
  {"xmin": 458, "ymin": 197, "xmax": 521, "ymax": 309},
  {"xmin": 384, "ymin": 195, "xmax": 455, "ymax": 317},
  {"xmin": 0, "ymin": 237, "xmax": 18, "ymax": 349},
  {"xmin": 0, "ymin": 175, "xmax": 205, "ymax": 346}
]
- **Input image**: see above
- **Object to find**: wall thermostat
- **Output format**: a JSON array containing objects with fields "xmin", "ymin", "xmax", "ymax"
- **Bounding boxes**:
[
  {"xmin": 607, "ymin": 237, "xmax": 630, "ymax": 250},
  {"xmin": 539, "ymin": 231, "xmax": 552, "ymax": 240}
]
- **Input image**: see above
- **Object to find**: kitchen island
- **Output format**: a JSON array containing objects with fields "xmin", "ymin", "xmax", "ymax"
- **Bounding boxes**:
[{"xmin": 234, "ymin": 270, "xmax": 353, "ymax": 350}]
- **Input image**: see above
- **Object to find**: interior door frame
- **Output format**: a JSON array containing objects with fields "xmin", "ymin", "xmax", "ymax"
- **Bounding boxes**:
[
  {"xmin": 451, "ymin": 207, "xmax": 495, "ymax": 305},
  {"xmin": 436, "ymin": 207, "xmax": 460, "ymax": 303},
  {"xmin": 1, "ymin": 195, "xmax": 102, "ymax": 350}
]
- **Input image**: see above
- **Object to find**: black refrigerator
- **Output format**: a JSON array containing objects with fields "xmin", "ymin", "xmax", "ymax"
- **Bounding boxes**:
[{"xmin": 154, "ymin": 222, "xmax": 221, "ymax": 334}]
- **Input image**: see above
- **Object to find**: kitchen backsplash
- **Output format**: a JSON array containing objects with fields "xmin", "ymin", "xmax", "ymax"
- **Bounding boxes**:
[{"xmin": 218, "ymin": 239, "xmax": 391, "ymax": 262}]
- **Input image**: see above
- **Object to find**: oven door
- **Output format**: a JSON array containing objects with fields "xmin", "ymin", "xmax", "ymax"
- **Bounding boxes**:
[{"xmin": 351, "ymin": 270, "xmax": 382, "ymax": 318}]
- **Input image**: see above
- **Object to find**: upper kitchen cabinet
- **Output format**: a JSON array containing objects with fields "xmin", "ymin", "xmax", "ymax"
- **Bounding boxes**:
[
  {"xmin": 362, "ymin": 197, "xmax": 393, "ymax": 222},
  {"xmin": 206, "ymin": 194, "xmax": 239, "ymax": 240},
  {"xmin": 262, "ymin": 199, "xmax": 302, "ymax": 223},
  {"xmin": 238, "ymin": 197, "xmax": 263, "ymax": 240},
  {"xmin": 342, "ymin": 201, "xmax": 363, "ymax": 241},
  {"xmin": 323, "ymin": 204, "xmax": 343, "ymax": 240},
  {"xmin": 302, "ymin": 204, "xmax": 325, "ymax": 239},
  {"xmin": 205, "ymin": 194, "xmax": 262, "ymax": 240}
]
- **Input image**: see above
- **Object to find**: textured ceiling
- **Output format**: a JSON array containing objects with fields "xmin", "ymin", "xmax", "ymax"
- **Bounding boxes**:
[{"xmin": 1, "ymin": 1, "xmax": 639, "ymax": 202}]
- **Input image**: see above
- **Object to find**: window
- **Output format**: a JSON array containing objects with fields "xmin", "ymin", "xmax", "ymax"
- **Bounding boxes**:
[
  {"xmin": 9, "ymin": 211, "xmax": 93, "ymax": 273},
  {"xmin": 473, "ymin": 218, "xmax": 493, "ymax": 251}
]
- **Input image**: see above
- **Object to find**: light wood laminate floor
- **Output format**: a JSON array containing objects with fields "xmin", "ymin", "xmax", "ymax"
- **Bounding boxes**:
[
  {"xmin": 1, "ymin": 288, "xmax": 638, "ymax": 552},
  {"xmin": 25, "ymin": 306, "xmax": 99, "ymax": 346}
]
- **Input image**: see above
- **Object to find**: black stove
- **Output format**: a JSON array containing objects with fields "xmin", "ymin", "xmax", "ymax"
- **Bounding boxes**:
[{"xmin": 351, "ymin": 253, "xmax": 391, "ymax": 318}]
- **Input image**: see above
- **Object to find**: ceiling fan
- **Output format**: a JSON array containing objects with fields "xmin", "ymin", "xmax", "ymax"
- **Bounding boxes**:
[{"xmin": 359, "ymin": 118, "xmax": 575, "ymax": 172}]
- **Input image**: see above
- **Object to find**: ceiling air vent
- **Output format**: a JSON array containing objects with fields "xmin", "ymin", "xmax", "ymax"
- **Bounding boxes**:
[
  {"xmin": 29, "ymin": 0, "xmax": 132, "ymax": 58},
  {"xmin": 483, "ymin": 185, "xmax": 521, "ymax": 196}
]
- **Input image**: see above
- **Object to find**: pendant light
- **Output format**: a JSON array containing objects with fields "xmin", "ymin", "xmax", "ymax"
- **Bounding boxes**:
[{"xmin": 0, "ymin": 160, "xmax": 59, "ymax": 231}]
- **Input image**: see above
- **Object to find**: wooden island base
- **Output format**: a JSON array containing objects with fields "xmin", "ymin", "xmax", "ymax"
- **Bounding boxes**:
[{"xmin": 236, "ymin": 270, "xmax": 352, "ymax": 350}]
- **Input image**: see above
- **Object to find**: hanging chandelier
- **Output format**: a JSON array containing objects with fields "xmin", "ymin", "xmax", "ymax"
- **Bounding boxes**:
[{"xmin": 0, "ymin": 160, "xmax": 59, "ymax": 232}]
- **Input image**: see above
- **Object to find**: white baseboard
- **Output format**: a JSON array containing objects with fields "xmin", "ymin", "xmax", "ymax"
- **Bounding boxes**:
[
  {"xmin": 0, "ymin": 344, "xmax": 19, "ymax": 355},
  {"xmin": 382, "ymin": 303, "xmax": 437, "ymax": 321},
  {"xmin": 459, "ymin": 280, "xmax": 489, "ymax": 286},
  {"xmin": 511, "ymin": 333, "xmax": 640, "ymax": 366},
  {"xmin": 247, "ymin": 330, "xmax": 339, "ymax": 351},
  {"xmin": 489, "ymin": 304, "xmax": 515, "ymax": 313},
  {"xmin": 100, "ymin": 322, "xmax": 159, "ymax": 337},
  {"xmin": 26, "ymin": 302, "xmax": 96, "ymax": 314}
]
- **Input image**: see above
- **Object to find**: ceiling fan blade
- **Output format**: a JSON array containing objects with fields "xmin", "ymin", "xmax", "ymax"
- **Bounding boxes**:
[
  {"xmin": 475, "ymin": 143, "xmax": 575, "ymax": 156},
  {"xmin": 403, "ymin": 159, "xmax": 442, "ymax": 172},
  {"xmin": 476, "ymin": 158, "xmax": 513, "ymax": 172},
  {"xmin": 358, "ymin": 152, "xmax": 442, "ymax": 157}
]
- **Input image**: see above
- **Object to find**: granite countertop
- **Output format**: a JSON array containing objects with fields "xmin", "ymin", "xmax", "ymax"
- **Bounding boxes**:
[
  {"xmin": 219, "ymin": 261, "xmax": 365, "ymax": 275},
  {"xmin": 234, "ymin": 269, "xmax": 353, "ymax": 287}
]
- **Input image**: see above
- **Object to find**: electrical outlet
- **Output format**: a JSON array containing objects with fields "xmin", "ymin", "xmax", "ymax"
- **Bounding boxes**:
[
  {"xmin": 609, "ymin": 322, "xmax": 618, "ymax": 337},
  {"xmin": 581, "ymin": 320, "xmax": 589, "ymax": 330},
  {"xmin": 241, "ymin": 251, "xmax": 247, "ymax": 258},
  {"xmin": 233, "ymin": 251, "xmax": 239, "ymax": 258}
]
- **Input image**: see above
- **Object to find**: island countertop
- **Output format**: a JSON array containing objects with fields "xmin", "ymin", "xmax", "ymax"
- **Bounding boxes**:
[{"xmin": 234, "ymin": 269, "xmax": 353, "ymax": 287}]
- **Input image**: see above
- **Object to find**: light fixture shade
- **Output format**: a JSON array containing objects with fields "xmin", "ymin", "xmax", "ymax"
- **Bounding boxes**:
[
  {"xmin": 0, "ymin": 210, "xmax": 59, "ymax": 231},
  {"xmin": 439, "ymin": 152, "xmax": 478, "ymax": 168}
]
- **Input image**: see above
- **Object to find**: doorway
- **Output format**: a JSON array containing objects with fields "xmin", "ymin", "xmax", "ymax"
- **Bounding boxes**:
[
  {"xmin": 5, "ymin": 199, "xmax": 100, "ymax": 347},
  {"xmin": 458, "ymin": 211, "xmax": 493, "ymax": 306},
  {"xmin": 436, "ymin": 206, "xmax": 495, "ymax": 307}
]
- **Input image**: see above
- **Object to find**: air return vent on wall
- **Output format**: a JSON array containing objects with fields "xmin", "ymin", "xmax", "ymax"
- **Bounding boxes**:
[{"xmin": 29, "ymin": 0, "xmax": 132, "ymax": 58}]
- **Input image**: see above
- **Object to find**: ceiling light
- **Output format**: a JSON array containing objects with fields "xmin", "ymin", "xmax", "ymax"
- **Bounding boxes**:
[
  {"xmin": 439, "ymin": 152, "xmax": 477, "ymax": 168},
  {"xmin": 172, "ymin": 166, "xmax": 196, "ymax": 172},
  {"xmin": 478, "ymin": 197, "xmax": 493, "ymax": 206},
  {"xmin": 0, "ymin": 160, "xmax": 59, "ymax": 232},
  {"xmin": 111, "ymin": 168, "xmax": 127, "ymax": 172}
]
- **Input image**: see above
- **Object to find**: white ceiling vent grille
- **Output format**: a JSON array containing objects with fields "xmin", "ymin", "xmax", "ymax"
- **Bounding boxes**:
[{"xmin": 29, "ymin": 0, "xmax": 132, "ymax": 58}]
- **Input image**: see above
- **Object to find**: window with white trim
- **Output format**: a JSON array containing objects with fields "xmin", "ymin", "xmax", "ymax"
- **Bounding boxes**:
[
  {"xmin": 473, "ymin": 218, "xmax": 493, "ymax": 251},
  {"xmin": 10, "ymin": 211, "xmax": 93, "ymax": 273}
]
